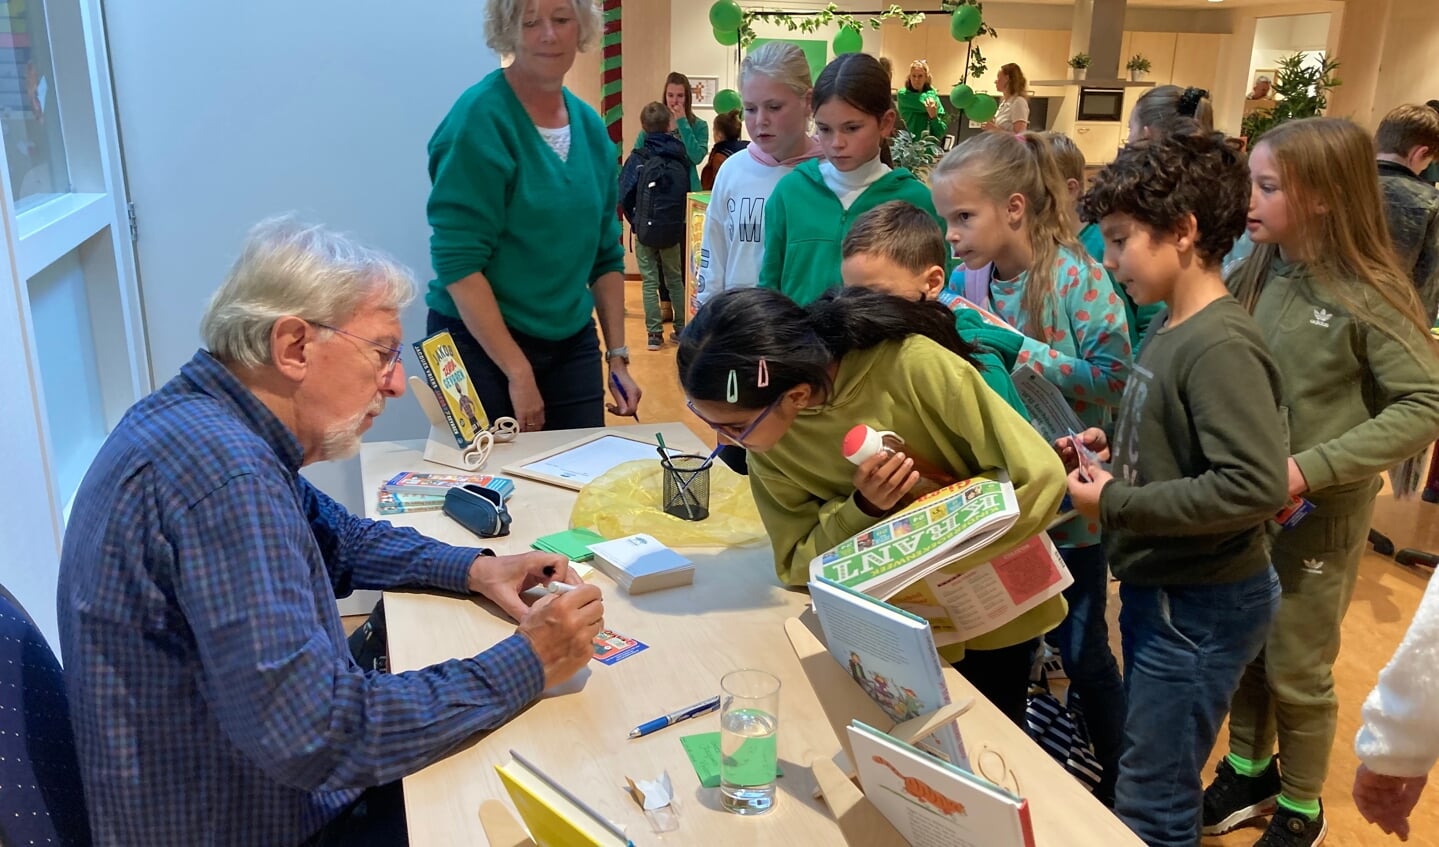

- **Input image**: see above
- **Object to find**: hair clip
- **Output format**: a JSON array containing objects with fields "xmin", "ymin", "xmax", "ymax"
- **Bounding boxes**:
[
  {"xmin": 757, "ymin": 358, "xmax": 770, "ymax": 388},
  {"xmin": 727, "ymin": 369, "xmax": 739, "ymax": 403}
]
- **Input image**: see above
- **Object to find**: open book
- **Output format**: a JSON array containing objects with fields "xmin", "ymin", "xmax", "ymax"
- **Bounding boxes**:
[{"xmin": 809, "ymin": 473, "xmax": 1071, "ymax": 647}]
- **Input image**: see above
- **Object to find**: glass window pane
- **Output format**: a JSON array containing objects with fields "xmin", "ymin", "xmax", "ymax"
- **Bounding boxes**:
[{"xmin": 2, "ymin": 0, "xmax": 71, "ymax": 211}]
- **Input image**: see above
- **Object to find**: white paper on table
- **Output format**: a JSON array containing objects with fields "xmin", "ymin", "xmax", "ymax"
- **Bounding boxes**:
[
  {"xmin": 624, "ymin": 771, "xmax": 674, "ymax": 811},
  {"xmin": 519, "ymin": 435, "xmax": 669, "ymax": 484}
]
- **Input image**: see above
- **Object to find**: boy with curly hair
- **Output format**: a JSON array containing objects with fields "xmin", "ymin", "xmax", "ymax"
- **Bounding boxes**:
[{"xmin": 1062, "ymin": 131, "xmax": 1291, "ymax": 847}]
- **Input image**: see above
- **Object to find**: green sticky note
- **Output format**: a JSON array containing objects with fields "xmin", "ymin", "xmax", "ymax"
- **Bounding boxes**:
[
  {"xmin": 679, "ymin": 732, "xmax": 781, "ymax": 789},
  {"xmin": 531, "ymin": 528, "xmax": 605, "ymax": 561}
]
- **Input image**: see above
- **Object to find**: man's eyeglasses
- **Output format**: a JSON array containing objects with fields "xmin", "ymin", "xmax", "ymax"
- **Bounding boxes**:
[
  {"xmin": 312, "ymin": 322, "xmax": 404, "ymax": 377},
  {"xmin": 686, "ymin": 396, "xmax": 780, "ymax": 446}
]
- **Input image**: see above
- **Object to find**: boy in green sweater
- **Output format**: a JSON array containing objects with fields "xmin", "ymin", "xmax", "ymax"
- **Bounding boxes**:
[
  {"xmin": 839, "ymin": 200, "xmax": 1027, "ymax": 417},
  {"xmin": 1064, "ymin": 132, "xmax": 1289, "ymax": 847}
]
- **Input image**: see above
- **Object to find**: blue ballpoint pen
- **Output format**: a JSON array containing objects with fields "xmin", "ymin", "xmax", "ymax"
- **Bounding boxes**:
[
  {"xmin": 628, "ymin": 695, "xmax": 721, "ymax": 739},
  {"xmin": 610, "ymin": 371, "xmax": 639, "ymax": 422}
]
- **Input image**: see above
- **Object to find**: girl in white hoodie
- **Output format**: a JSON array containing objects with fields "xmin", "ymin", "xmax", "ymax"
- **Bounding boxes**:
[{"xmin": 693, "ymin": 41, "xmax": 822, "ymax": 309}]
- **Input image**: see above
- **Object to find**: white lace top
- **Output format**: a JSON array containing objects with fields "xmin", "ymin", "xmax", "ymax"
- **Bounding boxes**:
[{"xmin": 536, "ymin": 124, "xmax": 571, "ymax": 162}]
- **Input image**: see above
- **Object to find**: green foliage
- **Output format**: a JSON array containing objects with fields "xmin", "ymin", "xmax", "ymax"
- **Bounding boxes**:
[
  {"xmin": 891, "ymin": 129, "xmax": 944, "ymax": 182},
  {"xmin": 1068, "ymin": 53, "xmax": 1091, "ymax": 69},
  {"xmin": 1240, "ymin": 52, "xmax": 1343, "ymax": 142},
  {"xmin": 738, "ymin": 4, "xmax": 927, "ymax": 48},
  {"xmin": 1126, "ymin": 54, "xmax": 1151, "ymax": 74}
]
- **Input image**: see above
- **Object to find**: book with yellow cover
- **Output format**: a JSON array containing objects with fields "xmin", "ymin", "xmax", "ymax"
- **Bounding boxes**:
[
  {"xmin": 412, "ymin": 330, "xmax": 489, "ymax": 448},
  {"xmin": 495, "ymin": 751, "xmax": 633, "ymax": 847}
]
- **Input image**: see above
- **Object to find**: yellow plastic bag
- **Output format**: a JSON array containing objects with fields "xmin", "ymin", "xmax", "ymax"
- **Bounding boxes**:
[{"xmin": 569, "ymin": 458, "xmax": 768, "ymax": 548}]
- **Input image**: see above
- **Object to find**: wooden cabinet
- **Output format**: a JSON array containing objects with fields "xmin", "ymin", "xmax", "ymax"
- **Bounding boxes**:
[{"xmin": 1072, "ymin": 122, "xmax": 1123, "ymax": 165}]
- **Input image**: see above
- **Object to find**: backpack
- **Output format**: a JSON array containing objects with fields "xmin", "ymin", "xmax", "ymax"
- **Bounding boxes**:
[{"xmin": 632, "ymin": 149, "xmax": 689, "ymax": 249}]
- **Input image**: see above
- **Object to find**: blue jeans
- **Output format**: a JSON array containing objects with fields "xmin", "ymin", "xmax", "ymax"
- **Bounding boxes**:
[
  {"xmin": 1114, "ymin": 568, "xmax": 1281, "ymax": 847},
  {"xmin": 1049, "ymin": 544, "xmax": 1126, "ymax": 805}
]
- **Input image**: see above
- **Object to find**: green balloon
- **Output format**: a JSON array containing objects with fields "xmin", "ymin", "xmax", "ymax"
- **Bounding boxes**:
[
  {"xmin": 833, "ymin": 26, "xmax": 863, "ymax": 55},
  {"xmin": 966, "ymin": 93, "xmax": 998, "ymax": 122},
  {"xmin": 949, "ymin": 84, "xmax": 975, "ymax": 109},
  {"xmin": 708, "ymin": 0, "xmax": 742, "ymax": 32},
  {"xmin": 950, "ymin": 5, "xmax": 983, "ymax": 41},
  {"xmin": 713, "ymin": 88, "xmax": 743, "ymax": 114},
  {"xmin": 713, "ymin": 26, "xmax": 739, "ymax": 47}
]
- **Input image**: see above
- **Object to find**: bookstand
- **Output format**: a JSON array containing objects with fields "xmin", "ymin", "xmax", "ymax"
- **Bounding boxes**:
[
  {"xmin": 478, "ymin": 800, "xmax": 535, "ymax": 847},
  {"xmin": 408, "ymin": 376, "xmax": 519, "ymax": 472},
  {"xmin": 786, "ymin": 610, "xmax": 974, "ymax": 845}
]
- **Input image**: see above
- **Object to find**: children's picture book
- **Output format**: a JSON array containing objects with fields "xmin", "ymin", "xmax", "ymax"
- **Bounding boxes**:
[
  {"xmin": 412, "ymin": 330, "xmax": 489, "ymax": 448},
  {"xmin": 810, "ymin": 472, "xmax": 1019, "ymax": 599},
  {"xmin": 375, "ymin": 488, "xmax": 447, "ymax": 516},
  {"xmin": 809, "ymin": 576, "xmax": 969, "ymax": 768},
  {"xmin": 495, "ymin": 750, "xmax": 633, "ymax": 847},
  {"xmin": 848, "ymin": 721, "xmax": 1035, "ymax": 847},
  {"xmin": 887, "ymin": 533, "xmax": 1072, "ymax": 648},
  {"xmin": 946, "ymin": 294, "xmax": 1025, "ymax": 337},
  {"xmin": 382, "ymin": 471, "xmax": 515, "ymax": 500}
]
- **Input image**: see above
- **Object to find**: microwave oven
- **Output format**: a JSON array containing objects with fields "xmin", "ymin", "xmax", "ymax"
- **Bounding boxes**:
[{"xmin": 1076, "ymin": 87, "xmax": 1125, "ymax": 122}]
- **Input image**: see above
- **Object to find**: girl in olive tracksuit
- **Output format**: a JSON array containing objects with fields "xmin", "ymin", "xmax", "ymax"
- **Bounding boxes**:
[{"xmin": 1203, "ymin": 117, "xmax": 1439, "ymax": 847}]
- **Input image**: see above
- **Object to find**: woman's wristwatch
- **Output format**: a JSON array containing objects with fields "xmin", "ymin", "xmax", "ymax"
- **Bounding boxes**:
[{"xmin": 605, "ymin": 346, "xmax": 630, "ymax": 365}]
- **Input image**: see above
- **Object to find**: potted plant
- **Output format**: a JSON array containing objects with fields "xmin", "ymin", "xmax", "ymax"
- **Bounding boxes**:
[
  {"xmin": 1068, "ymin": 53, "xmax": 1091, "ymax": 81},
  {"xmin": 891, "ymin": 128, "xmax": 944, "ymax": 183},
  {"xmin": 1240, "ymin": 52, "xmax": 1343, "ymax": 145},
  {"xmin": 1126, "ymin": 54, "xmax": 1151, "ymax": 82}
]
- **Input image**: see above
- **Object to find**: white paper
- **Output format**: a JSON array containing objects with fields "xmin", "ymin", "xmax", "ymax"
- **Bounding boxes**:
[
  {"xmin": 1009, "ymin": 365, "xmax": 1085, "ymax": 445},
  {"xmin": 626, "ymin": 771, "xmax": 674, "ymax": 811},
  {"xmin": 520, "ymin": 435, "xmax": 668, "ymax": 485}
]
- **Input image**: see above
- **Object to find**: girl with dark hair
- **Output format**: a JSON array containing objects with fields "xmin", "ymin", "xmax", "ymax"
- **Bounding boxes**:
[
  {"xmin": 679, "ymin": 286, "xmax": 1069, "ymax": 724},
  {"xmin": 759, "ymin": 52, "xmax": 943, "ymax": 306},
  {"xmin": 633, "ymin": 71, "xmax": 709, "ymax": 190}
]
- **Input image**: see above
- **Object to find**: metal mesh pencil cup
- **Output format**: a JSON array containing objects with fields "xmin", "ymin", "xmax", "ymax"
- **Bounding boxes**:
[{"xmin": 660, "ymin": 453, "xmax": 712, "ymax": 521}]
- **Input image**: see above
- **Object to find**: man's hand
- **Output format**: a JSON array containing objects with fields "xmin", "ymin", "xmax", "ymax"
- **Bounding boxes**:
[
  {"xmin": 1066, "ymin": 465, "xmax": 1113, "ymax": 520},
  {"xmin": 1354, "ymin": 765, "xmax": 1427, "ymax": 841},
  {"xmin": 518, "ymin": 586, "xmax": 605, "ymax": 688},
  {"xmin": 468, "ymin": 551, "xmax": 573, "ymax": 621},
  {"xmin": 854, "ymin": 450, "xmax": 919, "ymax": 516}
]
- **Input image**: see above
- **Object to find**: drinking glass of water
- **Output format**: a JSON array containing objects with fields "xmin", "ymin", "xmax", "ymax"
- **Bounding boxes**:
[{"xmin": 719, "ymin": 669, "xmax": 780, "ymax": 815}]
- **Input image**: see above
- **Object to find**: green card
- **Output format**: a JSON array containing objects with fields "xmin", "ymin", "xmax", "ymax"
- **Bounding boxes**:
[
  {"xmin": 679, "ymin": 732, "xmax": 781, "ymax": 789},
  {"xmin": 531, "ymin": 528, "xmax": 605, "ymax": 561}
]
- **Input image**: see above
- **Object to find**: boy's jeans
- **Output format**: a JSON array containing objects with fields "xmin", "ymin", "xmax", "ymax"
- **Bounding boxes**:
[
  {"xmin": 637, "ymin": 244, "xmax": 685, "ymax": 335},
  {"xmin": 1114, "ymin": 567, "xmax": 1281, "ymax": 847}
]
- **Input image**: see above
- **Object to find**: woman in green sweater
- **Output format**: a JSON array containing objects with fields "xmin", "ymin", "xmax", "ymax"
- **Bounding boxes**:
[
  {"xmin": 678, "ymin": 286, "xmax": 1068, "ymax": 726},
  {"xmin": 896, "ymin": 60, "xmax": 946, "ymax": 140},
  {"xmin": 425, "ymin": 0, "xmax": 639, "ymax": 432},
  {"xmin": 632, "ymin": 72, "xmax": 709, "ymax": 192}
]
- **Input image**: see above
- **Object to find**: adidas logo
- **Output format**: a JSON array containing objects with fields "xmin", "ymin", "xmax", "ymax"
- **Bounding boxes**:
[
  {"xmin": 1302, "ymin": 558, "xmax": 1325, "ymax": 575},
  {"xmin": 1310, "ymin": 308, "xmax": 1333, "ymax": 328}
]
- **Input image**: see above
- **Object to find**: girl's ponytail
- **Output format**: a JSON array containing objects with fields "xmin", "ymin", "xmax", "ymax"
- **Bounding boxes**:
[
  {"xmin": 807, "ymin": 287, "xmax": 979, "ymax": 362},
  {"xmin": 677, "ymin": 288, "xmax": 978, "ymax": 407}
]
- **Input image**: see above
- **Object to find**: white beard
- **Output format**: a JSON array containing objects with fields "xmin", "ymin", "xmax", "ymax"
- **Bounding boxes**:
[{"xmin": 315, "ymin": 397, "xmax": 385, "ymax": 462}]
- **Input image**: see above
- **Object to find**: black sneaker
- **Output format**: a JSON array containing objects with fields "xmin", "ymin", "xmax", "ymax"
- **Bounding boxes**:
[
  {"xmin": 1201, "ymin": 758, "xmax": 1280, "ymax": 835},
  {"xmin": 1255, "ymin": 803, "xmax": 1326, "ymax": 846},
  {"xmin": 647, "ymin": 331, "xmax": 663, "ymax": 351}
]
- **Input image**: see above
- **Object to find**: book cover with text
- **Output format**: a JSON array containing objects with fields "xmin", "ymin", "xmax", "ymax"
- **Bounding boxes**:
[{"xmin": 412, "ymin": 330, "xmax": 489, "ymax": 448}]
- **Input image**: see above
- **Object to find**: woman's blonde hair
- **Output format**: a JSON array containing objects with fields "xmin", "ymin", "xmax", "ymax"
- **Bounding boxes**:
[
  {"xmin": 998, "ymin": 63, "xmax": 1027, "ymax": 98},
  {"xmin": 907, "ymin": 59, "xmax": 933, "ymax": 91},
  {"xmin": 741, "ymin": 41, "xmax": 814, "ymax": 97},
  {"xmin": 486, "ymin": 0, "xmax": 602, "ymax": 57},
  {"xmin": 1230, "ymin": 117, "xmax": 1434, "ymax": 353},
  {"xmin": 932, "ymin": 131, "xmax": 1089, "ymax": 340}
]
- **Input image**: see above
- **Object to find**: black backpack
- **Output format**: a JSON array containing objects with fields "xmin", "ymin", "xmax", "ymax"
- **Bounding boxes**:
[{"xmin": 631, "ymin": 149, "xmax": 689, "ymax": 249}]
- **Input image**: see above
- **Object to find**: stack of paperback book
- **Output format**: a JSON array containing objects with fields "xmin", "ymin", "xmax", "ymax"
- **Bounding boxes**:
[{"xmin": 376, "ymin": 471, "xmax": 515, "ymax": 516}]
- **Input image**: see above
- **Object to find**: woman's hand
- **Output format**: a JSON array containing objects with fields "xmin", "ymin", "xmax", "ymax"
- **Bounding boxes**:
[
  {"xmin": 606, "ymin": 364, "xmax": 642, "ymax": 417},
  {"xmin": 509, "ymin": 371, "xmax": 545, "ymax": 432},
  {"xmin": 925, "ymin": 99, "xmax": 939, "ymax": 119},
  {"xmin": 853, "ymin": 450, "xmax": 920, "ymax": 516}
]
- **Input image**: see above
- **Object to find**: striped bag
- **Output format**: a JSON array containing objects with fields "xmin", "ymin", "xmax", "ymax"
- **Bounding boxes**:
[{"xmin": 1025, "ymin": 674, "xmax": 1104, "ymax": 793}]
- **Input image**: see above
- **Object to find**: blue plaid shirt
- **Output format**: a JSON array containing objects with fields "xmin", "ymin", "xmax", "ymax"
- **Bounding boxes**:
[{"xmin": 58, "ymin": 350, "xmax": 545, "ymax": 846}]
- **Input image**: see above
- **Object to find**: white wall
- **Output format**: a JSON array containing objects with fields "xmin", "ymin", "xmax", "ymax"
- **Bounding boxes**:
[{"xmin": 1248, "ymin": 12, "xmax": 1332, "ymax": 91}]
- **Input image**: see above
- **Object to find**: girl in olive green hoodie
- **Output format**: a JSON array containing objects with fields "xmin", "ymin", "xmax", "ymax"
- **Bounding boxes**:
[
  {"xmin": 1205, "ymin": 117, "xmax": 1439, "ymax": 846},
  {"xmin": 678, "ymin": 286, "xmax": 1068, "ymax": 727}
]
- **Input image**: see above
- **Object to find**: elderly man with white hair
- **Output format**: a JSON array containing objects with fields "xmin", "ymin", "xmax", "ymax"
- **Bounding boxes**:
[{"xmin": 57, "ymin": 218, "xmax": 605, "ymax": 847}]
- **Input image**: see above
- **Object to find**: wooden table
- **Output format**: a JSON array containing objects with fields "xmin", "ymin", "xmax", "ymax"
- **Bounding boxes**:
[{"xmin": 363, "ymin": 423, "xmax": 1143, "ymax": 847}]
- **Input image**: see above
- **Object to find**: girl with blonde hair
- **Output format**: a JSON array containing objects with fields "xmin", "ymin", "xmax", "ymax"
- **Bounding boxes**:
[{"xmin": 1204, "ymin": 117, "xmax": 1439, "ymax": 846}]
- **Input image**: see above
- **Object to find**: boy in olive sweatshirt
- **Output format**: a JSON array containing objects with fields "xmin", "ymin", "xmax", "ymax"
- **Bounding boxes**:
[{"xmin": 1064, "ymin": 133, "xmax": 1289, "ymax": 847}]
